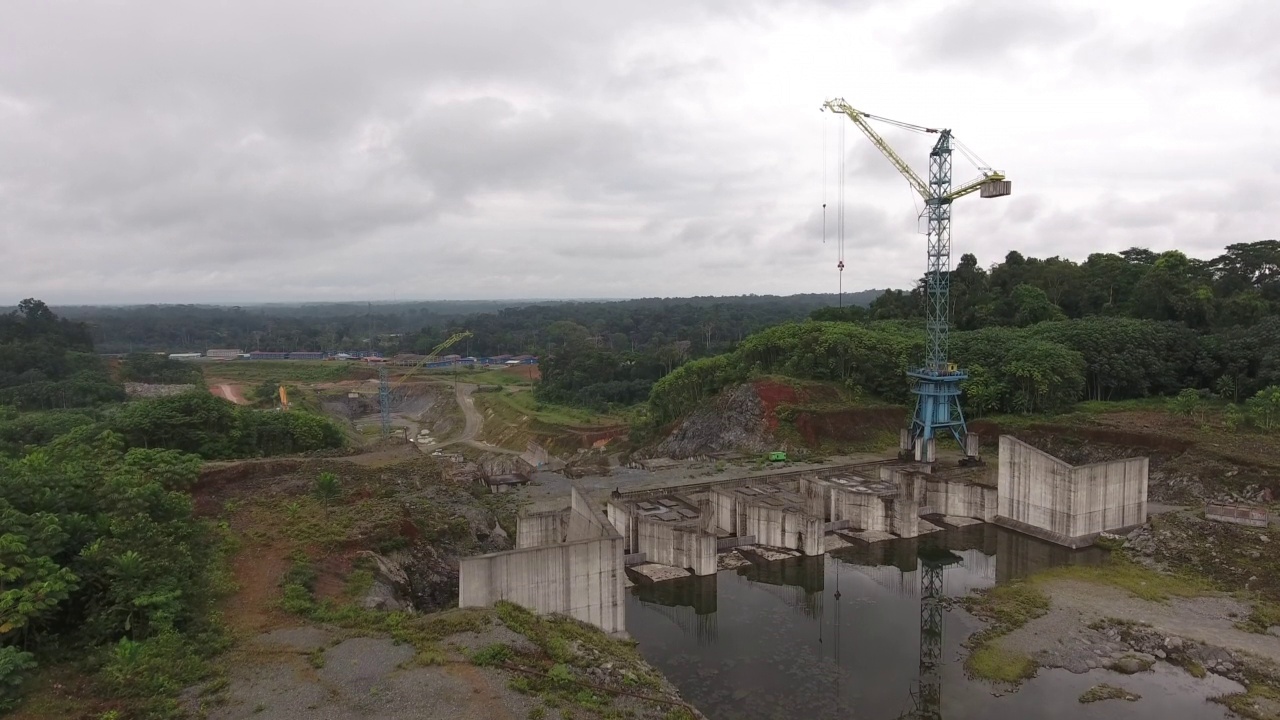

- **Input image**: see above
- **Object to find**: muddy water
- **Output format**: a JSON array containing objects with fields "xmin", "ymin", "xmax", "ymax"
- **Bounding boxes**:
[{"xmin": 625, "ymin": 525, "xmax": 1241, "ymax": 720}]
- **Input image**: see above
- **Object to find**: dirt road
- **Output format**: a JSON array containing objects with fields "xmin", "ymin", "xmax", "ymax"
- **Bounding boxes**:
[
  {"xmin": 418, "ymin": 383, "xmax": 520, "ymax": 456},
  {"xmin": 211, "ymin": 383, "xmax": 249, "ymax": 405}
]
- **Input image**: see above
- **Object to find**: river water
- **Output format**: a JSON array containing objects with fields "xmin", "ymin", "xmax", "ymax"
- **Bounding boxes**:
[{"xmin": 625, "ymin": 525, "xmax": 1241, "ymax": 720}]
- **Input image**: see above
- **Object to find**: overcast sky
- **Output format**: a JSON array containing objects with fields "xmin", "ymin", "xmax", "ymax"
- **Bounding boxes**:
[{"xmin": 1, "ymin": 0, "xmax": 1276, "ymax": 304}]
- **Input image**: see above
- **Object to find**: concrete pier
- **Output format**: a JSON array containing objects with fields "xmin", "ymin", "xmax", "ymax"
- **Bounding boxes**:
[{"xmin": 995, "ymin": 435, "xmax": 1148, "ymax": 548}]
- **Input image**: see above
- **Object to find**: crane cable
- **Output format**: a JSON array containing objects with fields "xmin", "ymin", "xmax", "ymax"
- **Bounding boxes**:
[
  {"xmin": 822, "ymin": 112, "xmax": 827, "ymax": 246},
  {"xmin": 837, "ymin": 117, "xmax": 846, "ymax": 306}
]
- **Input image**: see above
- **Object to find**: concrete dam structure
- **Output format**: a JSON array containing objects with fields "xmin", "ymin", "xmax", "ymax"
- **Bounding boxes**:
[
  {"xmin": 457, "ymin": 436, "xmax": 1147, "ymax": 632},
  {"xmin": 995, "ymin": 435, "xmax": 1148, "ymax": 548}
]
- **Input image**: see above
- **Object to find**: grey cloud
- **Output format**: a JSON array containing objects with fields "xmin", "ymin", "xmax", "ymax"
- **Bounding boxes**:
[
  {"xmin": 0, "ymin": 0, "xmax": 1272, "ymax": 303},
  {"xmin": 912, "ymin": 0, "xmax": 1096, "ymax": 63}
]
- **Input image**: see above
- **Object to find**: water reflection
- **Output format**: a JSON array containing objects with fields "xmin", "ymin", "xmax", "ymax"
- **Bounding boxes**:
[{"xmin": 625, "ymin": 524, "xmax": 1228, "ymax": 720}]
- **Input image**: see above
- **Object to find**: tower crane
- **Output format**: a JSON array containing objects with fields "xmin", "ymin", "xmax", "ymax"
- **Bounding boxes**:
[
  {"xmin": 380, "ymin": 331, "xmax": 473, "ymax": 438},
  {"xmin": 822, "ymin": 98, "xmax": 1010, "ymax": 462}
]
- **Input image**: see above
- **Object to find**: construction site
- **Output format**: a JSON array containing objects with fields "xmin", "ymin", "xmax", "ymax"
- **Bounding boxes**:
[{"xmin": 166, "ymin": 95, "xmax": 1270, "ymax": 720}]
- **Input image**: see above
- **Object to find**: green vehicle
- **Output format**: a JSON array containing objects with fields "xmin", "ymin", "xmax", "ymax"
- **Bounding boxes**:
[{"xmin": 768, "ymin": 451, "xmax": 787, "ymax": 462}]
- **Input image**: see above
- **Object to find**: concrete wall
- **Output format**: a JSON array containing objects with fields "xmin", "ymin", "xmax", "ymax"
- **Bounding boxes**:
[
  {"xmin": 891, "ymin": 471, "xmax": 924, "ymax": 539},
  {"xmin": 568, "ymin": 487, "xmax": 606, "ymax": 542},
  {"xmin": 710, "ymin": 489, "xmax": 739, "ymax": 536},
  {"xmin": 635, "ymin": 518, "xmax": 717, "ymax": 575},
  {"xmin": 830, "ymin": 488, "xmax": 891, "ymax": 533},
  {"xmin": 928, "ymin": 478, "xmax": 998, "ymax": 522},
  {"xmin": 743, "ymin": 504, "xmax": 823, "ymax": 556},
  {"xmin": 996, "ymin": 435, "xmax": 1148, "ymax": 547},
  {"xmin": 798, "ymin": 476, "xmax": 830, "ymax": 520},
  {"xmin": 605, "ymin": 502, "xmax": 635, "ymax": 552},
  {"xmin": 460, "ymin": 488, "xmax": 625, "ymax": 634},
  {"xmin": 517, "ymin": 511, "xmax": 564, "ymax": 549},
  {"xmin": 1071, "ymin": 457, "xmax": 1147, "ymax": 536},
  {"xmin": 997, "ymin": 436, "xmax": 1076, "ymax": 539}
]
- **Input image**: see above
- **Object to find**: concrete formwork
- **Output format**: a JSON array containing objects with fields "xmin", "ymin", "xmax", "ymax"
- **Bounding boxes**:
[
  {"xmin": 460, "ymin": 488, "xmax": 625, "ymax": 634},
  {"xmin": 995, "ymin": 435, "xmax": 1148, "ymax": 548}
]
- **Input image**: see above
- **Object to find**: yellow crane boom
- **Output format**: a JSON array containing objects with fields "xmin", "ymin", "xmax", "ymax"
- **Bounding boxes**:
[
  {"xmin": 379, "ymin": 330, "xmax": 474, "ymax": 437},
  {"xmin": 821, "ymin": 98, "xmax": 1008, "ymax": 202},
  {"xmin": 391, "ymin": 331, "xmax": 474, "ymax": 388}
]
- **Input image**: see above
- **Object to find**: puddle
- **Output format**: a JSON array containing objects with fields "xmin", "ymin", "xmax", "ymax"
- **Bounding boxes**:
[{"xmin": 626, "ymin": 525, "xmax": 1238, "ymax": 720}]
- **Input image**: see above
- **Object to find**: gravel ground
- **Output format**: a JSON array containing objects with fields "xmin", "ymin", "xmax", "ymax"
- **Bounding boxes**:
[{"xmin": 188, "ymin": 618, "xmax": 701, "ymax": 720}]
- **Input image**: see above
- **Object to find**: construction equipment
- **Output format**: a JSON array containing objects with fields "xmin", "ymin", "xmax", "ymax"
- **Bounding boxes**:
[
  {"xmin": 379, "ymin": 331, "xmax": 473, "ymax": 438},
  {"xmin": 822, "ymin": 98, "xmax": 1010, "ymax": 461}
]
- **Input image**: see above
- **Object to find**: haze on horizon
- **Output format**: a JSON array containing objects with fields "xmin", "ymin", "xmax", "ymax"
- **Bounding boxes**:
[{"xmin": 1, "ymin": 0, "xmax": 1275, "ymax": 305}]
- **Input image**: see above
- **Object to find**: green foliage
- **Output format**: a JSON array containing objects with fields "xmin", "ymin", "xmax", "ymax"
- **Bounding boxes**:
[
  {"xmin": 961, "ymin": 581, "xmax": 1050, "ymax": 683},
  {"xmin": 952, "ymin": 328, "xmax": 1085, "ymax": 414},
  {"xmin": 0, "ymin": 646, "xmax": 37, "ymax": 711},
  {"xmin": 967, "ymin": 644, "xmax": 1037, "ymax": 683},
  {"xmin": 0, "ymin": 430, "xmax": 225, "ymax": 710},
  {"xmin": 471, "ymin": 642, "xmax": 513, "ymax": 666},
  {"xmin": 314, "ymin": 472, "xmax": 341, "ymax": 502},
  {"xmin": 1246, "ymin": 386, "xmax": 1280, "ymax": 431},
  {"xmin": 104, "ymin": 390, "xmax": 345, "ymax": 459},
  {"xmin": 252, "ymin": 379, "xmax": 282, "ymax": 407},
  {"xmin": 1028, "ymin": 317, "xmax": 1198, "ymax": 401},
  {"xmin": 0, "ymin": 300, "xmax": 124, "ymax": 410},
  {"xmin": 0, "ymin": 408, "xmax": 98, "ymax": 458},
  {"xmin": 118, "ymin": 353, "xmax": 203, "ymax": 385},
  {"xmin": 1170, "ymin": 388, "xmax": 1202, "ymax": 417}
]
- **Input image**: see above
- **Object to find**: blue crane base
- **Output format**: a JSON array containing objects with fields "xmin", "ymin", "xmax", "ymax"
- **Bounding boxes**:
[{"xmin": 906, "ymin": 367, "xmax": 971, "ymax": 459}]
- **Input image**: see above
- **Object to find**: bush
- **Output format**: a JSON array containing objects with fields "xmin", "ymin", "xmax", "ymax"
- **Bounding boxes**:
[
  {"xmin": 314, "ymin": 472, "xmax": 341, "ymax": 502},
  {"xmin": 119, "ymin": 353, "xmax": 203, "ymax": 385},
  {"xmin": 1169, "ymin": 388, "xmax": 1201, "ymax": 416}
]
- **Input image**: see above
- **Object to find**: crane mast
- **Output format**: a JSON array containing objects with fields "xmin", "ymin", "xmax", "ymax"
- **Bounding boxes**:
[{"xmin": 822, "ymin": 98, "xmax": 1010, "ymax": 461}]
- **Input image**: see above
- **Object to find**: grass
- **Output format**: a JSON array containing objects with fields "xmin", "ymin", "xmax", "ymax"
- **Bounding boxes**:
[
  {"xmin": 1214, "ymin": 683, "xmax": 1280, "ymax": 720},
  {"xmin": 421, "ymin": 366, "xmax": 534, "ymax": 387},
  {"xmin": 1035, "ymin": 556, "xmax": 1212, "ymax": 602},
  {"xmin": 960, "ymin": 556, "xmax": 1216, "ymax": 685},
  {"xmin": 1235, "ymin": 600, "xmax": 1280, "ymax": 634},
  {"xmin": 961, "ymin": 581, "xmax": 1049, "ymax": 683},
  {"xmin": 967, "ymin": 645, "xmax": 1037, "ymax": 684},
  {"xmin": 202, "ymin": 360, "xmax": 374, "ymax": 384},
  {"xmin": 499, "ymin": 390, "xmax": 623, "ymax": 427}
]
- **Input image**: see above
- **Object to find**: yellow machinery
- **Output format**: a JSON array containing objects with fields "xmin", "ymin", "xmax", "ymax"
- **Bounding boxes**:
[{"xmin": 379, "ymin": 331, "xmax": 473, "ymax": 437}]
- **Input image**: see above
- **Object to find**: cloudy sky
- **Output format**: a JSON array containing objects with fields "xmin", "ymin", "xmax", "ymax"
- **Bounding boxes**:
[{"xmin": 1, "ymin": 0, "xmax": 1276, "ymax": 304}]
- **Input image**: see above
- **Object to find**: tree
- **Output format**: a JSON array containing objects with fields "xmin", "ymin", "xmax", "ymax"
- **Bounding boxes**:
[{"xmin": 1247, "ymin": 386, "xmax": 1280, "ymax": 431}]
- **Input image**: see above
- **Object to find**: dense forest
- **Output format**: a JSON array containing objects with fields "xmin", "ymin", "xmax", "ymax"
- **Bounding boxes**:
[
  {"xmin": 55, "ymin": 291, "xmax": 882, "ymax": 356},
  {"xmin": 0, "ymin": 301, "xmax": 353, "ymax": 710},
  {"xmin": 643, "ymin": 241, "xmax": 1280, "ymax": 428},
  {"xmin": 0, "ymin": 301, "xmax": 347, "ymax": 461}
]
